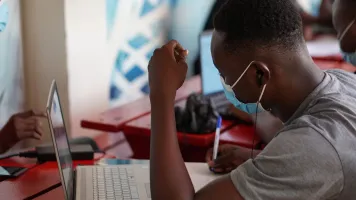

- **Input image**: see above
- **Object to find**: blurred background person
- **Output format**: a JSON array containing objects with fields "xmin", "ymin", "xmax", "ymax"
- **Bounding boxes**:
[{"xmin": 332, "ymin": 0, "xmax": 356, "ymax": 66}]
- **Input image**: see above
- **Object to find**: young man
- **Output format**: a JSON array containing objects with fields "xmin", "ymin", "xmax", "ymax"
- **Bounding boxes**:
[
  {"xmin": 333, "ymin": 0, "xmax": 356, "ymax": 66},
  {"xmin": 148, "ymin": 0, "xmax": 356, "ymax": 199}
]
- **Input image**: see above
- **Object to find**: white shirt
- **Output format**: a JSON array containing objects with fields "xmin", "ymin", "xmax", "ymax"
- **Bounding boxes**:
[{"xmin": 0, "ymin": 1, "xmax": 24, "ymax": 128}]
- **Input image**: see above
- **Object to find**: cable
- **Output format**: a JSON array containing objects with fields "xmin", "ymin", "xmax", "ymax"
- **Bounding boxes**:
[
  {"xmin": 19, "ymin": 150, "xmax": 37, "ymax": 158},
  {"xmin": 0, "ymin": 150, "xmax": 37, "ymax": 160},
  {"xmin": 0, "ymin": 152, "xmax": 20, "ymax": 160},
  {"xmin": 251, "ymin": 110, "xmax": 258, "ymax": 159}
]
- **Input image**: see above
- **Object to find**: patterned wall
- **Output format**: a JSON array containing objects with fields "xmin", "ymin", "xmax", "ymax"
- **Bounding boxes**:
[
  {"xmin": 106, "ymin": 0, "xmax": 216, "ymax": 107},
  {"xmin": 0, "ymin": 0, "xmax": 24, "ymax": 128},
  {"xmin": 107, "ymin": 0, "xmax": 172, "ymax": 107}
]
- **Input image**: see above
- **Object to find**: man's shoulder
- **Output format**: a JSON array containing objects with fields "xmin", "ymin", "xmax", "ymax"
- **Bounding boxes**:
[
  {"xmin": 231, "ymin": 127, "xmax": 344, "ymax": 200},
  {"xmin": 326, "ymin": 69, "xmax": 356, "ymax": 94},
  {"xmin": 273, "ymin": 126, "xmax": 333, "ymax": 153},
  {"xmin": 326, "ymin": 69, "xmax": 355, "ymax": 81}
]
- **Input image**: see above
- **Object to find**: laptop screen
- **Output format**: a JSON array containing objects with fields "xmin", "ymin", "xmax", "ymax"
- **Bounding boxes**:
[
  {"xmin": 200, "ymin": 31, "xmax": 223, "ymax": 95},
  {"xmin": 48, "ymin": 83, "xmax": 74, "ymax": 200}
]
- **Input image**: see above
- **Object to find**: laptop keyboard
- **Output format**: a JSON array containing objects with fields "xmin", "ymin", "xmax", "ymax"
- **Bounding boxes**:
[{"xmin": 92, "ymin": 167, "xmax": 139, "ymax": 200}]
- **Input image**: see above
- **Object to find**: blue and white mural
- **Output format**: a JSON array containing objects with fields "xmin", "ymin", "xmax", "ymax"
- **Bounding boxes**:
[
  {"xmin": 107, "ymin": 0, "xmax": 215, "ymax": 106},
  {"xmin": 107, "ymin": 0, "xmax": 171, "ymax": 107},
  {"xmin": 298, "ymin": 0, "xmax": 322, "ymax": 16}
]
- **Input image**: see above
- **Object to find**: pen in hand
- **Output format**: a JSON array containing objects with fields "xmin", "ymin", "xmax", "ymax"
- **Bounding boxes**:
[{"xmin": 213, "ymin": 116, "xmax": 222, "ymax": 160}]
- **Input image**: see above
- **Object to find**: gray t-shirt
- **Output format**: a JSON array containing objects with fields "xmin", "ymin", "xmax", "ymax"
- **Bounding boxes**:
[{"xmin": 231, "ymin": 69, "xmax": 356, "ymax": 200}]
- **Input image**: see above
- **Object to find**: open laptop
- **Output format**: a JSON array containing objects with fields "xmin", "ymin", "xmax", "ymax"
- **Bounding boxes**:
[
  {"xmin": 46, "ymin": 80, "xmax": 218, "ymax": 200},
  {"xmin": 46, "ymin": 80, "xmax": 151, "ymax": 200},
  {"xmin": 199, "ymin": 30, "xmax": 231, "ymax": 115}
]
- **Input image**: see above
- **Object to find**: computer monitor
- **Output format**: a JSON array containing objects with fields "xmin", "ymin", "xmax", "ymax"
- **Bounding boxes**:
[
  {"xmin": 46, "ymin": 80, "xmax": 74, "ymax": 200},
  {"xmin": 200, "ymin": 30, "xmax": 223, "ymax": 96}
]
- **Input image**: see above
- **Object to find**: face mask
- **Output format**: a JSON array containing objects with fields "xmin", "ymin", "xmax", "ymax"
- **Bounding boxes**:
[
  {"xmin": 220, "ymin": 61, "xmax": 267, "ymax": 114},
  {"xmin": 339, "ymin": 18, "xmax": 356, "ymax": 66}
]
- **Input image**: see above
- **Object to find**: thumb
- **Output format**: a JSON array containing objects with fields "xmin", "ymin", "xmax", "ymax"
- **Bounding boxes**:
[
  {"xmin": 16, "ymin": 110, "xmax": 46, "ymax": 118},
  {"xmin": 178, "ymin": 60, "xmax": 188, "ymax": 67}
]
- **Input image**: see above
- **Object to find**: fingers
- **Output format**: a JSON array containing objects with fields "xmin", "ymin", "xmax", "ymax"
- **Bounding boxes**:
[
  {"xmin": 163, "ymin": 40, "xmax": 188, "ymax": 62},
  {"xmin": 21, "ymin": 117, "xmax": 43, "ymax": 133},
  {"xmin": 212, "ymin": 153, "xmax": 235, "ymax": 168},
  {"xmin": 15, "ymin": 110, "xmax": 46, "ymax": 118},
  {"xmin": 164, "ymin": 40, "xmax": 179, "ymax": 51},
  {"xmin": 19, "ymin": 131, "xmax": 42, "ymax": 140},
  {"xmin": 205, "ymin": 148, "xmax": 213, "ymax": 165},
  {"xmin": 16, "ymin": 117, "xmax": 44, "ymax": 140}
]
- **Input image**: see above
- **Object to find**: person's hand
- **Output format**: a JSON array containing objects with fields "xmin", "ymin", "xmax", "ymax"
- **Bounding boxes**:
[
  {"xmin": 0, "ymin": 110, "xmax": 46, "ymax": 153},
  {"xmin": 206, "ymin": 144, "xmax": 249, "ymax": 174},
  {"xmin": 148, "ymin": 40, "xmax": 189, "ymax": 98}
]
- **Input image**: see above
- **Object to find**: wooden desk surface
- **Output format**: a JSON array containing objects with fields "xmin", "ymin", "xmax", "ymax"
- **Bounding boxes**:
[
  {"xmin": 0, "ymin": 131, "xmax": 129, "ymax": 200},
  {"xmin": 81, "ymin": 76, "xmax": 201, "ymax": 132},
  {"xmin": 34, "ymin": 162, "xmax": 220, "ymax": 200},
  {"xmin": 81, "ymin": 60, "xmax": 355, "ymax": 133},
  {"xmin": 34, "ymin": 186, "xmax": 64, "ymax": 200}
]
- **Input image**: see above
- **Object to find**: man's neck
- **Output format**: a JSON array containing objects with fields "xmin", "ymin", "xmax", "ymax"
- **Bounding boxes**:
[{"xmin": 270, "ymin": 59, "xmax": 325, "ymax": 122}]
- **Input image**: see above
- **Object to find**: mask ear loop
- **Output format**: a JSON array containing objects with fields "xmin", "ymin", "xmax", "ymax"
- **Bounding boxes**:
[
  {"xmin": 251, "ymin": 84, "xmax": 267, "ymax": 159},
  {"xmin": 339, "ymin": 17, "xmax": 356, "ymax": 46},
  {"xmin": 231, "ymin": 61, "xmax": 254, "ymax": 89}
]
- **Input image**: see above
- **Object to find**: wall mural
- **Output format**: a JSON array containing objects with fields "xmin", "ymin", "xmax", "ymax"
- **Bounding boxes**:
[
  {"xmin": 106, "ymin": 0, "xmax": 216, "ymax": 107},
  {"xmin": 107, "ymin": 0, "xmax": 171, "ymax": 107},
  {"xmin": 0, "ymin": 0, "xmax": 24, "ymax": 128}
]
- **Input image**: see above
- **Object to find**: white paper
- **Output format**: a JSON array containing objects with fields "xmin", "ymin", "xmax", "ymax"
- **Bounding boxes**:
[{"xmin": 306, "ymin": 37, "xmax": 341, "ymax": 57}]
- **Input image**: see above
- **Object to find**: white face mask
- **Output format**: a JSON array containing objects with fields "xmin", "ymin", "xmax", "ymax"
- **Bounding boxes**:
[{"xmin": 339, "ymin": 18, "xmax": 356, "ymax": 66}]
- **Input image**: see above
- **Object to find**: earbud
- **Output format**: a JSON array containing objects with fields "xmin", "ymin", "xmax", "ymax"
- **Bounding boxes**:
[{"xmin": 256, "ymin": 70, "xmax": 264, "ymax": 86}]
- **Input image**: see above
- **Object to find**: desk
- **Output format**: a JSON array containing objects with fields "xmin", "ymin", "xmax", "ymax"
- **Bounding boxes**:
[
  {"xmin": 81, "ymin": 76, "xmax": 201, "ymax": 133},
  {"xmin": 33, "ymin": 161, "xmax": 219, "ymax": 200},
  {"xmin": 0, "ymin": 131, "xmax": 131, "ymax": 200},
  {"xmin": 81, "ymin": 59, "xmax": 356, "ymax": 162},
  {"xmin": 0, "ymin": 158, "xmax": 217, "ymax": 200}
]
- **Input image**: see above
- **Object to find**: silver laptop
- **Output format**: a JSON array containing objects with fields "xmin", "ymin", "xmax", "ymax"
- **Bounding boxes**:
[{"xmin": 46, "ymin": 80, "xmax": 151, "ymax": 200}]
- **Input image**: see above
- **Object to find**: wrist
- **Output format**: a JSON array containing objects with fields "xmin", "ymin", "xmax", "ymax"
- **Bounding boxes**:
[{"xmin": 150, "ymin": 90, "xmax": 176, "ymax": 103}]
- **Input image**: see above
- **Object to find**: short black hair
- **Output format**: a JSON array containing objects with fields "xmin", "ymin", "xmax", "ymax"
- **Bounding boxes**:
[{"xmin": 214, "ymin": 0, "xmax": 303, "ymax": 52}]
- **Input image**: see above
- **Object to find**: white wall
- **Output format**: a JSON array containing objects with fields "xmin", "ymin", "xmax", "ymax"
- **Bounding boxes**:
[
  {"xmin": 21, "ymin": 0, "xmax": 69, "ymax": 145},
  {"xmin": 64, "ymin": 0, "xmax": 110, "ymax": 137},
  {"xmin": 21, "ymin": 0, "xmax": 111, "ymax": 146}
]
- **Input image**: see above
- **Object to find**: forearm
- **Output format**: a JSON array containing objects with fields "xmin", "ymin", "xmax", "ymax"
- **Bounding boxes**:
[
  {"xmin": 150, "ymin": 92, "xmax": 195, "ymax": 200},
  {"xmin": 0, "ymin": 129, "xmax": 12, "ymax": 154}
]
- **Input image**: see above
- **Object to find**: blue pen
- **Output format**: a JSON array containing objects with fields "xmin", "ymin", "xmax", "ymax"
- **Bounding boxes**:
[{"xmin": 213, "ymin": 116, "xmax": 222, "ymax": 160}]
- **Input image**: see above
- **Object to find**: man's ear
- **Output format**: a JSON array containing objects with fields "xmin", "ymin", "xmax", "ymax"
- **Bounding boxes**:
[{"xmin": 252, "ymin": 61, "xmax": 271, "ymax": 87}]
